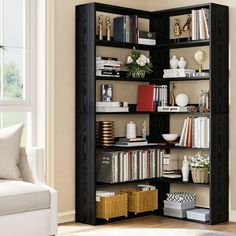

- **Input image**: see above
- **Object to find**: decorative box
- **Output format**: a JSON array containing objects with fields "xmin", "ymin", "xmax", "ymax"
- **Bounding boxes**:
[
  {"xmin": 164, "ymin": 200, "xmax": 195, "ymax": 210},
  {"xmin": 96, "ymin": 193, "xmax": 128, "ymax": 220},
  {"xmin": 187, "ymin": 208, "xmax": 210, "ymax": 222},
  {"xmin": 164, "ymin": 208, "xmax": 187, "ymax": 218},
  {"xmin": 122, "ymin": 189, "xmax": 158, "ymax": 214},
  {"xmin": 166, "ymin": 192, "xmax": 196, "ymax": 203}
]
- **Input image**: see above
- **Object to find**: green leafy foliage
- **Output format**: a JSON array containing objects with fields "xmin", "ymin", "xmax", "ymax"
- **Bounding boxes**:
[
  {"xmin": 125, "ymin": 47, "xmax": 153, "ymax": 79},
  {"xmin": 3, "ymin": 62, "xmax": 23, "ymax": 100}
]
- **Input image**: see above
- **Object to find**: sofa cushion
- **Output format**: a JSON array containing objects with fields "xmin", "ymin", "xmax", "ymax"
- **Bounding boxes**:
[
  {"xmin": 0, "ymin": 180, "xmax": 50, "ymax": 216},
  {"xmin": 0, "ymin": 123, "xmax": 23, "ymax": 180}
]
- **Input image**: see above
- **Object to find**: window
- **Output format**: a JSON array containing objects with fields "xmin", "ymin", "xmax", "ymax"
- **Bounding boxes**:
[{"xmin": 0, "ymin": 0, "xmax": 36, "ymax": 145}]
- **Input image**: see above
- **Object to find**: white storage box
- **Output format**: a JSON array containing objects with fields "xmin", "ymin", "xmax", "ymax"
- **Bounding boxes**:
[
  {"xmin": 164, "ymin": 208, "xmax": 187, "ymax": 218},
  {"xmin": 187, "ymin": 208, "xmax": 210, "ymax": 222}
]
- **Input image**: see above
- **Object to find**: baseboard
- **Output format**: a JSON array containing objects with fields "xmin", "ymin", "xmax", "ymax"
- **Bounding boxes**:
[
  {"xmin": 229, "ymin": 210, "xmax": 236, "ymax": 222},
  {"xmin": 58, "ymin": 210, "xmax": 75, "ymax": 224}
]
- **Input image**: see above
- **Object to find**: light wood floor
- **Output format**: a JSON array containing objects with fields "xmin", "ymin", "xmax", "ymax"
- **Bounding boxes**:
[{"xmin": 58, "ymin": 215, "xmax": 236, "ymax": 235}]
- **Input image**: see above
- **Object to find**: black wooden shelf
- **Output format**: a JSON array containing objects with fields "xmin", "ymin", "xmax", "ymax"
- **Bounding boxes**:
[
  {"xmin": 96, "ymin": 39, "xmax": 209, "ymax": 50},
  {"xmin": 96, "ymin": 111, "xmax": 210, "ymax": 116},
  {"xmin": 152, "ymin": 178, "xmax": 209, "ymax": 187},
  {"xmin": 96, "ymin": 145, "xmax": 209, "ymax": 152},
  {"xmin": 96, "ymin": 76, "xmax": 210, "ymax": 82},
  {"xmin": 97, "ymin": 178, "xmax": 209, "ymax": 187}
]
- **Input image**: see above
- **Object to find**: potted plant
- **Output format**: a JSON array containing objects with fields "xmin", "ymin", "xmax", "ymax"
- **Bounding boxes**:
[
  {"xmin": 190, "ymin": 152, "xmax": 209, "ymax": 183},
  {"xmin": 125, "ymin": 47, "xmax": 152, "ymax": 79}
]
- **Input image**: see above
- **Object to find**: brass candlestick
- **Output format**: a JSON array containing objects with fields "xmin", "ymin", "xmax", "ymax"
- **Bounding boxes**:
[
  {"xmin": 105, "ymin": 16, "xmax": 111, "ymax": 41},
  {"xmin": 97, "ymin": 15, "xmax": 103, "ymax": 40},
  {"xmin": 170, "ymin": 82, "xmax": 176, "ymax": 106}
]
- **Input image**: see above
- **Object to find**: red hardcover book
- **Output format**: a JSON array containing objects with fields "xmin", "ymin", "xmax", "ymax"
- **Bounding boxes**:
[{"xmin": 137, "ymin": 85, "xmax": 155, "ymax": 112}]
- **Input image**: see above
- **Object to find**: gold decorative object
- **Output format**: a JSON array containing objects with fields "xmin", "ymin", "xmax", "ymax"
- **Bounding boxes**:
[
  {"xmin": 194, "ymin": 50, "xmax": 207, "ymax": 73},
  {"xmin": 142, "ymin": 120, "xmax": 147, "ymax": 140},
  {"xmin": 173, "ymin": 18, "xmax": 182, "ymax": 42},
  {"xmin": 97, "ymin": 15, "xmax": 103, "ymax": 40},
  {"xmin": 96, "ymin": 121, "xmax": 114, "ymax": 147},
  {"xmin": 182, "ymin": 14, "xmax": 192, "ymax": 41},
  {"xmin": 105, "ymin": 16, "xmax": 111, "ymax": 41},
  {"xmin": 170, "ymin": 82, "xmax": 176, "ymax": 106}
]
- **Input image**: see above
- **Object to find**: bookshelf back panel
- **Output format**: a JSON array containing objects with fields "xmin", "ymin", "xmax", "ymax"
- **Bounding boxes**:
[
  {"xmin": 169, "ymin": 80, "xmax": 209, "ymax": 105},
  {"xmin": 170, "ymin": 184, "xmax": 209, "ymax": 208},
  {"xmin": 96, "ymin": 80, "xmax": 149, "ymax": 104},
  {"xmin": 170, "ymin": 46, "xmax": 209, "ymax": 71},
  {"xmin": 96, "ymin": 114, "xmax": 149, "ymax": 137}
]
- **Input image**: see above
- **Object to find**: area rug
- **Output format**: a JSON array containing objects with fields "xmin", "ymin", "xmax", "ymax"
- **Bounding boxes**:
[{"xmin": 60, "ymin": 228, "xmax": 236, "ymax": 236}]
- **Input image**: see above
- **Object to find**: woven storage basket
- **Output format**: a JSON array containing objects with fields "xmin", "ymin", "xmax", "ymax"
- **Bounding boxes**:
[
  {"xmin": 123, "ymin": 189, "xmax": 158, "ymax": 214},
  {"xmin": 96, "ymin": 193, "xmax": 128, "ymax": 220},
  {"xmin": 191, "ymin": 168, "xmax": 209, "ymax": 183}
]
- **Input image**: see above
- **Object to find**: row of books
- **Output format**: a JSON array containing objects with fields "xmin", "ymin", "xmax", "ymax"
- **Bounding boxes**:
[
  {"xmin": 137, "ymin": 84, "xmax": 168, "ymax": 112},
  {"xmin": 113, "ymin": 15, "xmax": 156, "ymax": 45},
  {"xmin": 163, "ymin": 69, "xmax": 196, "ymax": 78},
  {"xmin": 96, "ymin": 149, "xmax": 165, "ymax": 183},
  {"xmin": 192, "ymin": 8, "xmax": 209, "ymax": 40},
  {"xmin": 96, "ymin": 101, "xmax": 129, "ymax": 112},
  {"xmin": 96, "ymin": 56, "xmax": 123, "ymax": 77},
  {"xmin": 178, "ymin": 117, "xmax": 209, "ymax": 148}
]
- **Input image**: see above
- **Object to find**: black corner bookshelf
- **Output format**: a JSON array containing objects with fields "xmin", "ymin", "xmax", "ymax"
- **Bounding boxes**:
[{"xmin": 76, "ymin": 2, "xmax": 229, "ymax": 225}]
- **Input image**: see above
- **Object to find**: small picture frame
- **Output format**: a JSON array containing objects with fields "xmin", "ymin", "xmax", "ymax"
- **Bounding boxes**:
[{"xmin": 101, "ymin": 84, "xmax": 113, "ymax": 102}]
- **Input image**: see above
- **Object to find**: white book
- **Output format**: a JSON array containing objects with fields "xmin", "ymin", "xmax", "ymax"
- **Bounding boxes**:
[
  {"xmin": 96, "ymin": 102, "xmax": 128, "ymax": 108},
  {"xmin": 160, "ymin": 150, "xmax": 164, "ymax": 177},
  {"xmin": 119, "ymin": 152, "xmax": 124, "ymax": 182},
  {"xmin": 157, "ymin": 149, "xmax": 160, "ymax": 177},
  {"xmin": 179, "ymin": 118, "xmax": 188, "ymax": 146},
  {"xmin": 139, "ymin": 151, "xmax": 143, "ymax": 180},
  {"xmin": 163, "ymin": 69, "xmax": 196, "ymax": 74},
  {"xmin": 195, "ymin": 118, "xmax": 201, "ymax": 148},
  {"xmin": 192, "ymin": 10, "xmax": 196, "ymax": 40},
  {"xmin": 138, "ymin": 38, "xmax": 156, "ymax": 45},
  {"xmin": 123, "ymin": 152, "xmax": 128, "ymax": 182},
  {"xmin": 133, "ymin": 151, "xmax": 138, "ymax": 180},
  {"xmin": 114, "ymin": 152, "xmax": 119, "ymax": 183},
  {"xmin": 96, "ymin": 107, "xmax": 129, "ymax": 112},
  {"xmin": 143, "ymin": 151, "xmax": 147, "ymax": 179},
  {"xmin": 199, "ymin": 9, "xmax": 206, "ymax": 40},
  {"xmin": 184, "ymin": 117, "xmax": 190, "ymax": 147},
  {"xmin": 192, "ymin": 118, "xmax": 195, "ymax": 147},
  {"xmin": 200, "ymin": 117, "xmax": 208, "ymax": 148},
  {"xmin": 207, "ymin": 118, "xmax": 210, "ymax": 148},
  {"xmin": 202, "ymin": 8, "xmax": 209, "ymax": 39},
  {"xmin": 158, "ymin": 106, "xmax": 189, "ymax": 112}
]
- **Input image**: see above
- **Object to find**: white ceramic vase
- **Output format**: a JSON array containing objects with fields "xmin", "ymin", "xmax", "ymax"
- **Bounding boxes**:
[
  {"xmin": 170, "ymin": 55, "xmax": 179, "ymax": 69},
  {"xmin": 182, "ymin": 156, "xmax": 190, "ymax": 182},
  {"xmin": 178, "ymin": 57, "xmax": 187, "ymax": 69},
  {"xmin": 126, "ymin": 121, "xmax": 136, "ymax": 139}
]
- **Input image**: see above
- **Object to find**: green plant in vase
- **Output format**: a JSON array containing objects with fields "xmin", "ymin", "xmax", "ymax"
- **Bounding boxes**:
[{"xmin": 125, "ymin": 47, "xmax": 153, "ymax": 79}]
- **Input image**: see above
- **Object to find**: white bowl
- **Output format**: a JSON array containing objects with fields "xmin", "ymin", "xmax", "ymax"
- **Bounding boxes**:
[{"xmin": 162, "ymin": 134, "xmax": 179, "ymax": 142}]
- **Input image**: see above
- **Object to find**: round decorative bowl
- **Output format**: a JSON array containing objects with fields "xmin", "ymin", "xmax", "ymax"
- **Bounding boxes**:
[{"xmin": 162, "ymin": 134, "xmax": 179, "ymax": 142}]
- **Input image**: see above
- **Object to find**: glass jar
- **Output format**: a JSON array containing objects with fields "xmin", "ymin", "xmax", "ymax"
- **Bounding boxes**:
[{"xmin": 199, "ymin": 89, "xmax": 209, "ymax": 112}]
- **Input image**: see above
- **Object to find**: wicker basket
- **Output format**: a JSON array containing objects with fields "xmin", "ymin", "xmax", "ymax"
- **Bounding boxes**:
[
  {"xmin": 96, "ymin": 193, "xmax": 128, "ymax": 220},
  {"xmin": 191, "ymin": 168, "xmax": 209, "ymax": 183},
  {"xmin": 122, "ymin": 189, "xmax": 158, "ymax": 214}
]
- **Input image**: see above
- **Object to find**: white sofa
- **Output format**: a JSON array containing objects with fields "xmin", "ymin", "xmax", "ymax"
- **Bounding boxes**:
[{"xmin": 0, "ymin": 147, "xmax": 57, "ymax": 236}]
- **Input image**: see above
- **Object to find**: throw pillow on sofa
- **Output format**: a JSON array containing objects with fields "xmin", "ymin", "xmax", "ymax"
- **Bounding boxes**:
[{"xmin": 0, "ymin": 123, "xmax": 23, "ymax": 180}]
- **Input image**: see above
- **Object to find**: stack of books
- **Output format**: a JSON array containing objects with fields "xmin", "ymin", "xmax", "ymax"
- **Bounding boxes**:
[
  {"xmin": 113, "ymin": 15, "xmax": 138, "ymax": 43},
  {"xmin": 162, "ymin": 154, "xmax": 181, "ymax": 179},
  {"xmin": 163, "ymin": 69, "xmax": 196, "ymax": 78},
  {"xmin": 192, "ymin": 8, "xmax": 209, "ymax": 40},
  {"xmin": 96, "ymin": 102, "xmax": 129, "ymax": 112},
  {"xmin": 137, "ymin": 84, "xmax": 168, "ymax": 112},
  {"xmin": 132, "ymin": 184, "xmax": 156, "ymax": 191},
  {"xmin": 178, "ymin": 116, "xmax": 210, "ymax": 148},
  {"xmin": 96, "ymin": 57, "xmax": 123, "ymax": 77},
  {"xmin": 96, "ymin": 191, "xmax": 115, "ymax": 202},
  {"xmin": 115, "ymin": 137, "xmax": 148, "ymax": 147},
  {"xmin": 96, "ymin": 149, "xmax": 165, "ymax": 183},
  {"xmin": 138, "ymin": 31, "xmax": 156, "ymax": 45},
  {"xmin": 157, "ymin": 106, "xmax": 191, "ymax": 112}
]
